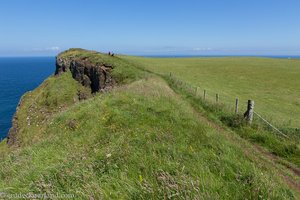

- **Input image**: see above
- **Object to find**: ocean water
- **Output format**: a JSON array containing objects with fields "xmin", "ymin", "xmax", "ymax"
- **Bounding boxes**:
[{"xmin": 0, "ymin": 57, "xmax": 55, "ymax": 140}]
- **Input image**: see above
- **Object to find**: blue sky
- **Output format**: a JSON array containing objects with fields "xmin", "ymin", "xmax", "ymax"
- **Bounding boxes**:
[{"xmin": 1, "ymin": 0, "xmax": 300, "ymax": 56}]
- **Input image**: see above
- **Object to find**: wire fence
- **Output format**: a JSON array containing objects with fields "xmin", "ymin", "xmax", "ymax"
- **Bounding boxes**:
[{"xmin": 165, "ymin": 72, "xmax": 290, "ymax": 138}]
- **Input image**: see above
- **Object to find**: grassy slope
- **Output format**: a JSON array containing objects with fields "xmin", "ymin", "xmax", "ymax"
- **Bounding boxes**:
[
  {"xmin": 0, "ymin": 77, "xmax": 296, "ymax": 199},
  {"xmin": 7, "ymin": 72, "xmax": 91, "ymax": 147},
  {"xmin": 164, "ymin": 74, "xmax": 300, "ymax": 168},
  {"xmin": 122, "ymin": 56, "xmax": 300, "ymax": 127},
  {"xmin": 0, "ymin": 50, "xmax": 298, "ymax": 199}
]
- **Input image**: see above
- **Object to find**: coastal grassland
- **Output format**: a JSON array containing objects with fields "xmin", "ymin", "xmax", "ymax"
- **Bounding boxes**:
[
  {"xmin": 4, "ymin": 49, "xmax": 145, "ymax": 148},
  {"xmin": 122, "ymin": 56, "xmax": 300, "ymax": 127},
  {"xmin": 0, "ymin": 77, "xmax": 296, "ymax": 199}
]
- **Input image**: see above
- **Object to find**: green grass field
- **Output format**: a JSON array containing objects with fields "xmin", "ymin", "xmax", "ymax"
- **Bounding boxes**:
[
  {"xmin": 0, "ymin": 49, "xmax": 299, "ymax": 199},
  {"xmin": 122, "ymin": 56, "xmax": 300, "ymax": 128}
]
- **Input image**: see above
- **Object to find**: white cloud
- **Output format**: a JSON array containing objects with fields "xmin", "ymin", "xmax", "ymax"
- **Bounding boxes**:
[
  {"xmin": 192, "ymin": 47, "xmax": 213, "ymax": 51},
  {"xmin": 46, "ymin": 46, "xmax": 60, "ymax": 51},
  {"xmin": 32, "ymin": 46, "xmax": 60, "ymax": 51}
]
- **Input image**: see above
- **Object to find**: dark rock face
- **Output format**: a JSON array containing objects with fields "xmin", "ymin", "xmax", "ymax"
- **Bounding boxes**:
[
  {"xmin": 55, "ymin": 57, "xmax": 115, "ymax": 93},
  {"xmin": 7, "ymin": 116, "xmax": 18, "ymax": 146},
  {"xmin": 55, "ymin": 58, "xmax": 70, "ymax": 75},
  {"xmin": 7, "ymin": 97, "xmax": 24, "ymax": 146}
]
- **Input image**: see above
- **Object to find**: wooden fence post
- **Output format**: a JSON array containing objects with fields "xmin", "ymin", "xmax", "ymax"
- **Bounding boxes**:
[
  {"xmin": 203, "ymin": 90, "xmax": 206, "ymax": 100},
  {"xmin": 216, "ymin": 94, "xmax": 219, "ymax": 103},
  {"xmin": 235, "ymin": 98, "xmax": 239, "ymax": 114},
  {"xmin": 244, "ymin": 100, "xmax": 254, "ymax": 124}
]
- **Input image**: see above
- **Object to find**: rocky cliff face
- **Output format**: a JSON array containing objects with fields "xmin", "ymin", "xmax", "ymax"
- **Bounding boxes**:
[
  {"xmin": 55, "ymin": 57, "xmax": 115, "ymax": 93},
  {"xmin": 7, "ymin": 52, "xmax": 117, "ymax": 146},
  {"xmin": 6, "ymin": 98, "xmax": 23, "ymax": 146}
]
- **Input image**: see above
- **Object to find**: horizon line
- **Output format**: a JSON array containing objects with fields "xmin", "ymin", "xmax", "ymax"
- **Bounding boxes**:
[{"xmin": 0, "ymin": 54, "xmax": 300, "ymax": 58}]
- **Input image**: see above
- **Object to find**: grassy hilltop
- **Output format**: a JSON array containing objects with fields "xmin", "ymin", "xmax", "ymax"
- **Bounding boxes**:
[{"xmin": 0, "ymin": 49, "xmax": 299, "ymax": 199}]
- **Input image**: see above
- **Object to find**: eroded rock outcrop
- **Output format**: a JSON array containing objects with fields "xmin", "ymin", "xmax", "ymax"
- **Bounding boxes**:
[{"xmin": 55, "ymin": 57, "xmax": 115, "ymax": 93}]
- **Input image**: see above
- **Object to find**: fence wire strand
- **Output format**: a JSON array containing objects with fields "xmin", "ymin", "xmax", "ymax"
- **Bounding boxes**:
[{"xmin": 253, "ymin": 111, "xmax": 289, "ymax": 138}]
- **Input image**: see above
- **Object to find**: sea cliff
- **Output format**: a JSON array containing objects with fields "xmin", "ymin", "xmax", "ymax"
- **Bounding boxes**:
[{"xmin": 7, "ymin": 48, "xmax": 141, "ymax": 146}]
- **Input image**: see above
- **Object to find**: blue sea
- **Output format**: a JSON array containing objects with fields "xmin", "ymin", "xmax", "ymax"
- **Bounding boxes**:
[{"xmin": 0, "ymin": 57, "xmax": 55, "ymax": 140}]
